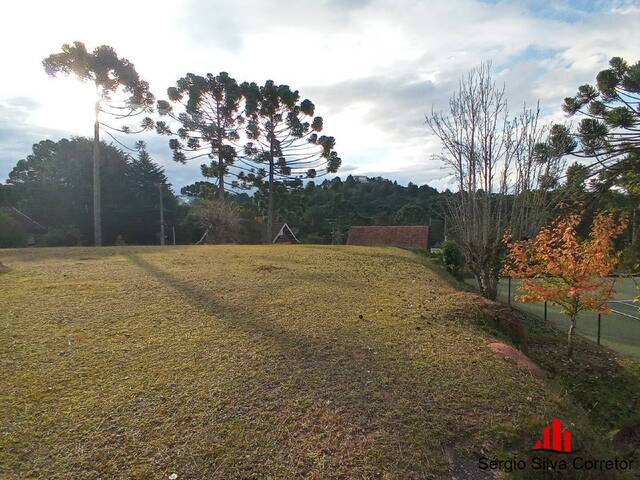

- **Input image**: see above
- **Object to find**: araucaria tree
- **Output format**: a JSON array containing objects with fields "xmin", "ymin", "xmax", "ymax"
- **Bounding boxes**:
[
  {"xmin": 240, "ymin": 80, "xmax": 341, "ymax": 241},
  {"xmin": 551, "ymin": 56, "xmax": 640, "ymax": 240},
  {"xmin": 551, "ymin": 56, "xmax": 640, "ymax": 174},
  {"xmin": 503, "ymin": 213, "xmax": 627, "ymax": 358},
  {"xmin": 426, "ymin": 63, "xmax": 564, "ymax": 299},
  {"xmin": 43, "ymin": 41, "xmax": 155, "ymax": 246},
  {"xmin": 156, "ymin": 72, "xmax": 243, "ymax": 198}
]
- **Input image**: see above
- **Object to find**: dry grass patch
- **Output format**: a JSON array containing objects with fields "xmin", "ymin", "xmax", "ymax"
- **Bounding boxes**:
[{"xmin": 0, "ymin": 245, "xmax": 630, "ymax": 479}]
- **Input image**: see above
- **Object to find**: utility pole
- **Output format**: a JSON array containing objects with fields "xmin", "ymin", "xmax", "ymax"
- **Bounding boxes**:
[
  {"xmin": 93, "ymin": 92, "xmax": 102, "ymax": 246},
  {"xmin": 443, "ymin": 215, "xmax": 447, "ymax": 242},
  {"xmin": 158, "ymin": 183, "xmax": 165, "ymax": 246},
  {"xmin": 267, "ymin": 151, "xmax": 275, "ymax": 245},
  {"xmin": 328, "ymin": 219, "xmax": 337, "ymax": 244}
]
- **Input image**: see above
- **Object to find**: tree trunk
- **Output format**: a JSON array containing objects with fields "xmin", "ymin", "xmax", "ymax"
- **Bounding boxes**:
[
  {"xmin": 567, "ymin": 315, "xmax": 577, "ymax": 359},
  {"xmin": 217, "ymin": 144, "xmax": 225, "ymax": 199},
  {"xmin": 93, "ymin": 97, "xmax": 102, "ymax": 246},
  {"xmin": 158, "ymin": 183, "xmax": 165, "ymax": 246},
  {"xmin": 217, "ymin": 160, "xmax": 225, "ymax": 198},
  {"xmin": 476, "ymin": 266, "xmax": 498, "ymax": 300},
  {"xmin": 266, "ymin": 151, "xmax": 274, "ymax": 245},
  {"xmin": 632, "ymin": 205, "xmax": 638, "ymax": 246}
]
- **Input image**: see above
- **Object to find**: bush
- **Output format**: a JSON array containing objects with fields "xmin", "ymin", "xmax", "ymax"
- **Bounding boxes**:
[
  {"xmin": 618, "ymin": 244, "xmax": 640, "ymax": 273},
  {"xmin": 303, "ymin": 233, "xmax": 326, "ymax": 244},
  {"xmin": 442, "ymin": 240, "xmax": 464, "ymax": 279},
  {"xmin": 188, "ymin": 199, "xmax": 241, "ymax": 244},
  {"xmin": 0, "ymin": 211, "xmax": 27, "ymax": 248},
  {"xmin": 40, "ymin": 226, "xmax": 84, "ymax": 247}
]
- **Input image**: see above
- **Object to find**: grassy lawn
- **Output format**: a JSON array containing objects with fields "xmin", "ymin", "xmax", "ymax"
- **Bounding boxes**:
[{"xmin": 1, "ymin": 245, "xmax": 638, "ymax": 479}]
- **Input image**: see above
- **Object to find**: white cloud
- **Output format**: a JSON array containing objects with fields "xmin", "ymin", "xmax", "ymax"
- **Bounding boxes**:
[{"xmin": 1, "ymin": 0, "xmax": 638, "ymax": 192}]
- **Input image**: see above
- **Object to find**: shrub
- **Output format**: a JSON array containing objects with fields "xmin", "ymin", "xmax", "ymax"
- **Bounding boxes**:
[
  {"xmin": 442, "ymin": 240, "xmax": 464, "ymax": 279},
  {"xmin": 303, "ymin": 233, "xmax": 326, "ymax": 244},
  {"xmin": 503, "ymin": 213, "xmax": 627, "ymax": 359},
  {"xmin": 188, "ymin": 199, "xmax": 241, "ymax": 244},
  {"xmin": 0, "ymin": 211, "xmax": 27, "ymax": 248},
  {"xmin": 40, "ymin": 226, "xmax": 84, "ymax": 247},
  {"xmin": 618, "ymin": 244, "xmax": 640, "ymax": 273}
]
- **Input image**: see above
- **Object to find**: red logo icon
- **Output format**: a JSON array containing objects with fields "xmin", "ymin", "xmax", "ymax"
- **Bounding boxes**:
[{"xmin": 533, "ymin": 418, "xmax": 572, "ymax": 453}]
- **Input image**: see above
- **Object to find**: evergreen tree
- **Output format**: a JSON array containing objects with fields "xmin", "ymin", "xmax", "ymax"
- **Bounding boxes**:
[
  {"xmin": 6, "ymin": 137, "xmax": 178, "ymax": 245},
  {"xmin": 157, "ymin": 72, "xmax": 243, "ymax": 198},
  {"xmin": 180, "ymin": 176, "xmax": 445, "ymax": 245},
  {"xmin": 549, "ymin": 56, "xmax": 640, "ymax": 176},
  {"xmin": 181, "ymin": 181, "xmax": 218, "ymax": 200},
  {"xmin": 43, "ymin": 41, "xmax": 155, "ymax": 245},
  {"xmin": 124, "ymin": 142, "xmax": 176, "ymax": 244},
  {"xmin": 240, "ymin": 80, "xmax": 341, "ymax": 240}
]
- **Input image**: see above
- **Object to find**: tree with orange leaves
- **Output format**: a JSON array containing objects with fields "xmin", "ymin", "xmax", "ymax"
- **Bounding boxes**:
[{"xmin": 503, "ymin": 213, "xmax": 627, "ymax": 358}]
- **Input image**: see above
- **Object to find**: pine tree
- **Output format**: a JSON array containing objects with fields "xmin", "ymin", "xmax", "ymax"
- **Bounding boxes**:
[
  {"xmin": 156, "ymin": 72, "xmax": 243, "ymax": 199},
  {"xmin": 240, "ymin": 80, "xmax": 341, "ymax": 241},
  {"xmin": 43, "ymin": 42, "xmax": 155, "ymax": 245},
  {"xmin": 549, "ymin": 56, "xmax": 640, "ymax": 177}
]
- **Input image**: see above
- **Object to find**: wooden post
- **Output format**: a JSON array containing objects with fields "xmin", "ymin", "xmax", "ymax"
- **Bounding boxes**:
[
  {"xmin": 443, "ymin": 216, "xmax": 447, "ymax": 242},
  {"xmin": 158, "ymin": 183, "xmax": 165, "ymax": 246},
  {"xmin": 597, "ymin": 313, "xmax": 601, "ymax": 345},
  {"xmin": 508, "ymin": 277, "xmax": 512, "ymax": 305},
  {"xmin": 93, "ymin": 94, "xmax": 102, "ymax": 246},
  {"xmin": 544, "ymin": 301, "xmax": 548, "ymax": 321}
]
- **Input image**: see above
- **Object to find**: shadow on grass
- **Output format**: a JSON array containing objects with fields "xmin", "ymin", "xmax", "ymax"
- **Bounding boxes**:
[
  {"xmin": 125, "ymin": 252, "xmax": 392, "ymax": 389},
  {"xmin": 124, "ymin": 252, "xmax": 449, "ymax": 455},
  {"xmin": 0, "ymin": 245, "xmax": 165, "ymax": 264},
  {"xmin": 527, "ymin": 320, "xmax": 640, "ymax": 428},
  {"xmin": 125, "ymin": 251, "xmax": 637, "ymax": 478}
]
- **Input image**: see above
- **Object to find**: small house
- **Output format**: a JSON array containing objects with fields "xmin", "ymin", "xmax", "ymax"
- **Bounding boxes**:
[{"xmin": 271, "ymin": 223, "xmax": 300, "ymax": 244}]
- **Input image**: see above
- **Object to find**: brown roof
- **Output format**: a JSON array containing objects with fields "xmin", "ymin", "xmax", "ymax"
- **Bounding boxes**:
[{"xmin": 346, "ymin": 225, "xmax": 428, "ymax": 249}]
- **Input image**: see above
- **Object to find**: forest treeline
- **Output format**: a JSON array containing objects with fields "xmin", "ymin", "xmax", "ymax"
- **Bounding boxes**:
[
  {"xmin": 1, "ymin": 134, "xmax": 639, "ymax": 274},
  {"xmin": 0, "ymin": 136, "xmax": 444, "ymax": 246}
]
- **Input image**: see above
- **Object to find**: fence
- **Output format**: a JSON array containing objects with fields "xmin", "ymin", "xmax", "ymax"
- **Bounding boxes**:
[{"xmin": 475, "ymin": 276, "xmax": 640, "ymax": 358}]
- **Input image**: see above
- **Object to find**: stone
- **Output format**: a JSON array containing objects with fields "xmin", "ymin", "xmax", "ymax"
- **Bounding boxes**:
[{"xmin": 487, "ymin": 342, "xmax": 543, "ymax": 378}]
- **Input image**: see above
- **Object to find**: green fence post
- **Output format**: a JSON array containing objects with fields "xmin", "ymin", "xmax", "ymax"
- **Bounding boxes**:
[
  {"xmin": 508, "ymin": 277, "xmax": 511, "ymax": 305},
  {"xmin": 544, "ymin": 301, "xmax": 547, "ymax": 321},
  {"xmin": 597, "ymin": 314, "xmax": 601, "ymax": 345}
]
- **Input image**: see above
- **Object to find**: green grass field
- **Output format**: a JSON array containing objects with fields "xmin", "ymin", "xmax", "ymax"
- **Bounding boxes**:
[
  {"xmin": 1, "ymin": 246, "xmax": 639, "ymax": 479},
  {"xmin": 494, "ymin": 278, "xmax": 640, "ymax": 358}
]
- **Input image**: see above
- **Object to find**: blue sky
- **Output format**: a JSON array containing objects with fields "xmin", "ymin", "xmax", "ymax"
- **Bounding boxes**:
[{"xmin": 1, "ymin": 0, "xmax": 639, "ymax": 192}]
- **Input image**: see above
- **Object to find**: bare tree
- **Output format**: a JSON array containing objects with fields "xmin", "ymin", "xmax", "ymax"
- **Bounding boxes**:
[
  {"xmin": 190, "ymin": 198, "xmax": 242, "ymax": 244},
  {"xmin": 426, "ymin": 63, "xmax": 564, "ymax": 299}
]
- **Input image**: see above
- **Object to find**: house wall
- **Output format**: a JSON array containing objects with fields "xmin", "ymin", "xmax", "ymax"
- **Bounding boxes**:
[{"xmin": 346, "ymin": 226, "xmax": 428, "ymax": 249}]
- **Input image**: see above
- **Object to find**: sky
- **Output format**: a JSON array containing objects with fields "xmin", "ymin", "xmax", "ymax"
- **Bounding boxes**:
[{"xmin": 1, "ymin": 0, "xmax": 639, "ymax": 192}]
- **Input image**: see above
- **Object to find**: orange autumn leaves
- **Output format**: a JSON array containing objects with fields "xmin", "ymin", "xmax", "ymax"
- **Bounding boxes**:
[{"xmin": 502, "ymin": 213, "xmax": 628, "ymax": 318}]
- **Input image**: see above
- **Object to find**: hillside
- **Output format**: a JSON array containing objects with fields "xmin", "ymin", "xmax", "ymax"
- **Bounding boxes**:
[{"xmin": 1, "ymin": 245, "xmax": 637, "ymax": 479}]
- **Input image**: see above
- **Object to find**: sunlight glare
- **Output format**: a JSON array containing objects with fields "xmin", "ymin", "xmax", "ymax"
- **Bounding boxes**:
[{"xmin": 33, "ymin": 77, "xmax": 97, "ymax": 136}]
